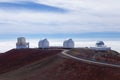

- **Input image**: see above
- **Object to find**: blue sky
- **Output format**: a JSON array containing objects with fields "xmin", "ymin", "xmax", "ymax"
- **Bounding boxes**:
[
  {"xmin": 0, "ymin": 0, "xmax": 120, "ymax": 40},
  {"xmin": 0, "ymin": 1, "xmax": 67, "ymax": 13}
]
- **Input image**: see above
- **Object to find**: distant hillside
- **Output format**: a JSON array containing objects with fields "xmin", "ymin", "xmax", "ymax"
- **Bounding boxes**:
[
  {"xmin": 0, "ymin": 48, "xmax": 119, "ymax": 80},
  {"xmin": 68, "ymin": 48, "xmax": 120, "ymax": 64}
]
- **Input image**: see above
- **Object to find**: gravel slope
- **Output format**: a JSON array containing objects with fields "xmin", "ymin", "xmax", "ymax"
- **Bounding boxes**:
[{"xmin": 0, "ymin": 48, "xmax": 119, "ymax": 80}]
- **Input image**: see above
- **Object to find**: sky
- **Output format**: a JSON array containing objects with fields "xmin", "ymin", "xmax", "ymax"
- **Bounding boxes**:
[
  {"xmin": 0, "ymin": 0, "xmax": 120, "ymax": 52},
  {"xmin": 0, "ymin": 0, "xmax": 120, "ymax": 39}
]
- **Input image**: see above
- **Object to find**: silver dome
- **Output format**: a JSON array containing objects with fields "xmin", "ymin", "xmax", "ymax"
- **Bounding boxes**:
[{"xmin": 96, "ymin": 41, "xmax": 105, "ymax": 47}]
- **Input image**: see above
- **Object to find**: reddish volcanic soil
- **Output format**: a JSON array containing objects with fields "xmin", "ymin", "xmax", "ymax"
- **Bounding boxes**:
[
  {"xmin": 69, "ymin": 48, "xmax": 120, "ymax": 64},
  {"xmin": 0, "ymin": 48, "xmax": 119, "ymax": 80},
  {"xmin": 0, "ymin": 49, "xmax": 62, "ymax": 74}
]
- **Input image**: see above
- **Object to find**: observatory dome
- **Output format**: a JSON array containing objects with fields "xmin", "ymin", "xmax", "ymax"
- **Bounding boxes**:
[
  {"xmin": 38, "ymin": 39, "xmax": 49, "ymax": 48},
  {"xmin": 90, "ymin": 41, "xmax": 111, "ymax": 51},
  {"xmin": 63, "ymin": 40, "xmax": 67, "ymax": 48},
  {"xmin": 16, "ymin": 37, "xmax": 29, "ymax": 49},
  {"xmin": 63, "ymin": 39, "xmax": 74, "ymax": 48},
  {"xmin": 96, "ymin": 41, "xmax": 105, "ymax": 47}
]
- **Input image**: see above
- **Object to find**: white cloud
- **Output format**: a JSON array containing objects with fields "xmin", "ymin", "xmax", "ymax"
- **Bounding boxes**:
[
  {"xmin": 36, "ymin": 0, "xmax": 120, "ymax": 12},
  {"xmin": 0, "ymin": 0, "xmax": 120, "ymax": 34}
]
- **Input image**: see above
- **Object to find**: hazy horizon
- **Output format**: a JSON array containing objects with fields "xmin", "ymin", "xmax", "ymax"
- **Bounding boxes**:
[{"xmin": 0, "ymin": 38, "xmax": 120, "ymax": 53}]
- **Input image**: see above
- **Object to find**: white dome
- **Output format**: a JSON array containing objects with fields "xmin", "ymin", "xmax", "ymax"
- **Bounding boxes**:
[
  {"xmin": 17, "ymin": 37, "xmax": 26, "ymax": 45},
  {"xmin": 63, "ymin": 40, "xmax": 68, "ymax": 48},
  {"xmin": 38, "ymin": 39, "xmax": 49, "ymax": 48},
  {"xmin": 63, "ymin": 39, "xmax": 74, "ymax": 48},
  {"xmin": 16, "ymin": 37, "xmax": 29, "ymax": 49}
]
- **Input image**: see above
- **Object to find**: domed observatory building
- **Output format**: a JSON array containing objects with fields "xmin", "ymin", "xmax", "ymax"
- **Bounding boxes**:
[
  {"xmin": 63, "ymin": 39, "xmax": 74, "ymax": 48},
  {"xmin": 16, "ymin": 37, "xmax": 29, "ymax": 49},
  {"xmin": 96, "ymin": 41, "xmax": 105, "ymax": 47},
  {"xmin": 38, "ymin": 39, "xmax": 49, "ymax": 49},
  {"xmin": 90, "ymin": 41, "xmax": 111, "ymax": 51}
]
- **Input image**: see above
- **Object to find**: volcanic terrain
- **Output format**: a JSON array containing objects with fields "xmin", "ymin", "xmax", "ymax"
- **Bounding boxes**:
[{"xmin": 0, "ymin": 48, "xmax": 119, "ymax": 80}]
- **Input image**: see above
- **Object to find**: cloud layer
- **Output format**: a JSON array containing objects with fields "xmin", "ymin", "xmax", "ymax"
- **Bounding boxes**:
[
  {"xmin": 0, "ymin": 39, "xmax": 120, "ymax": 53},
  {"xmin": 0, "ymin": 0, "xmax": 120, "ymax": 37}
]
